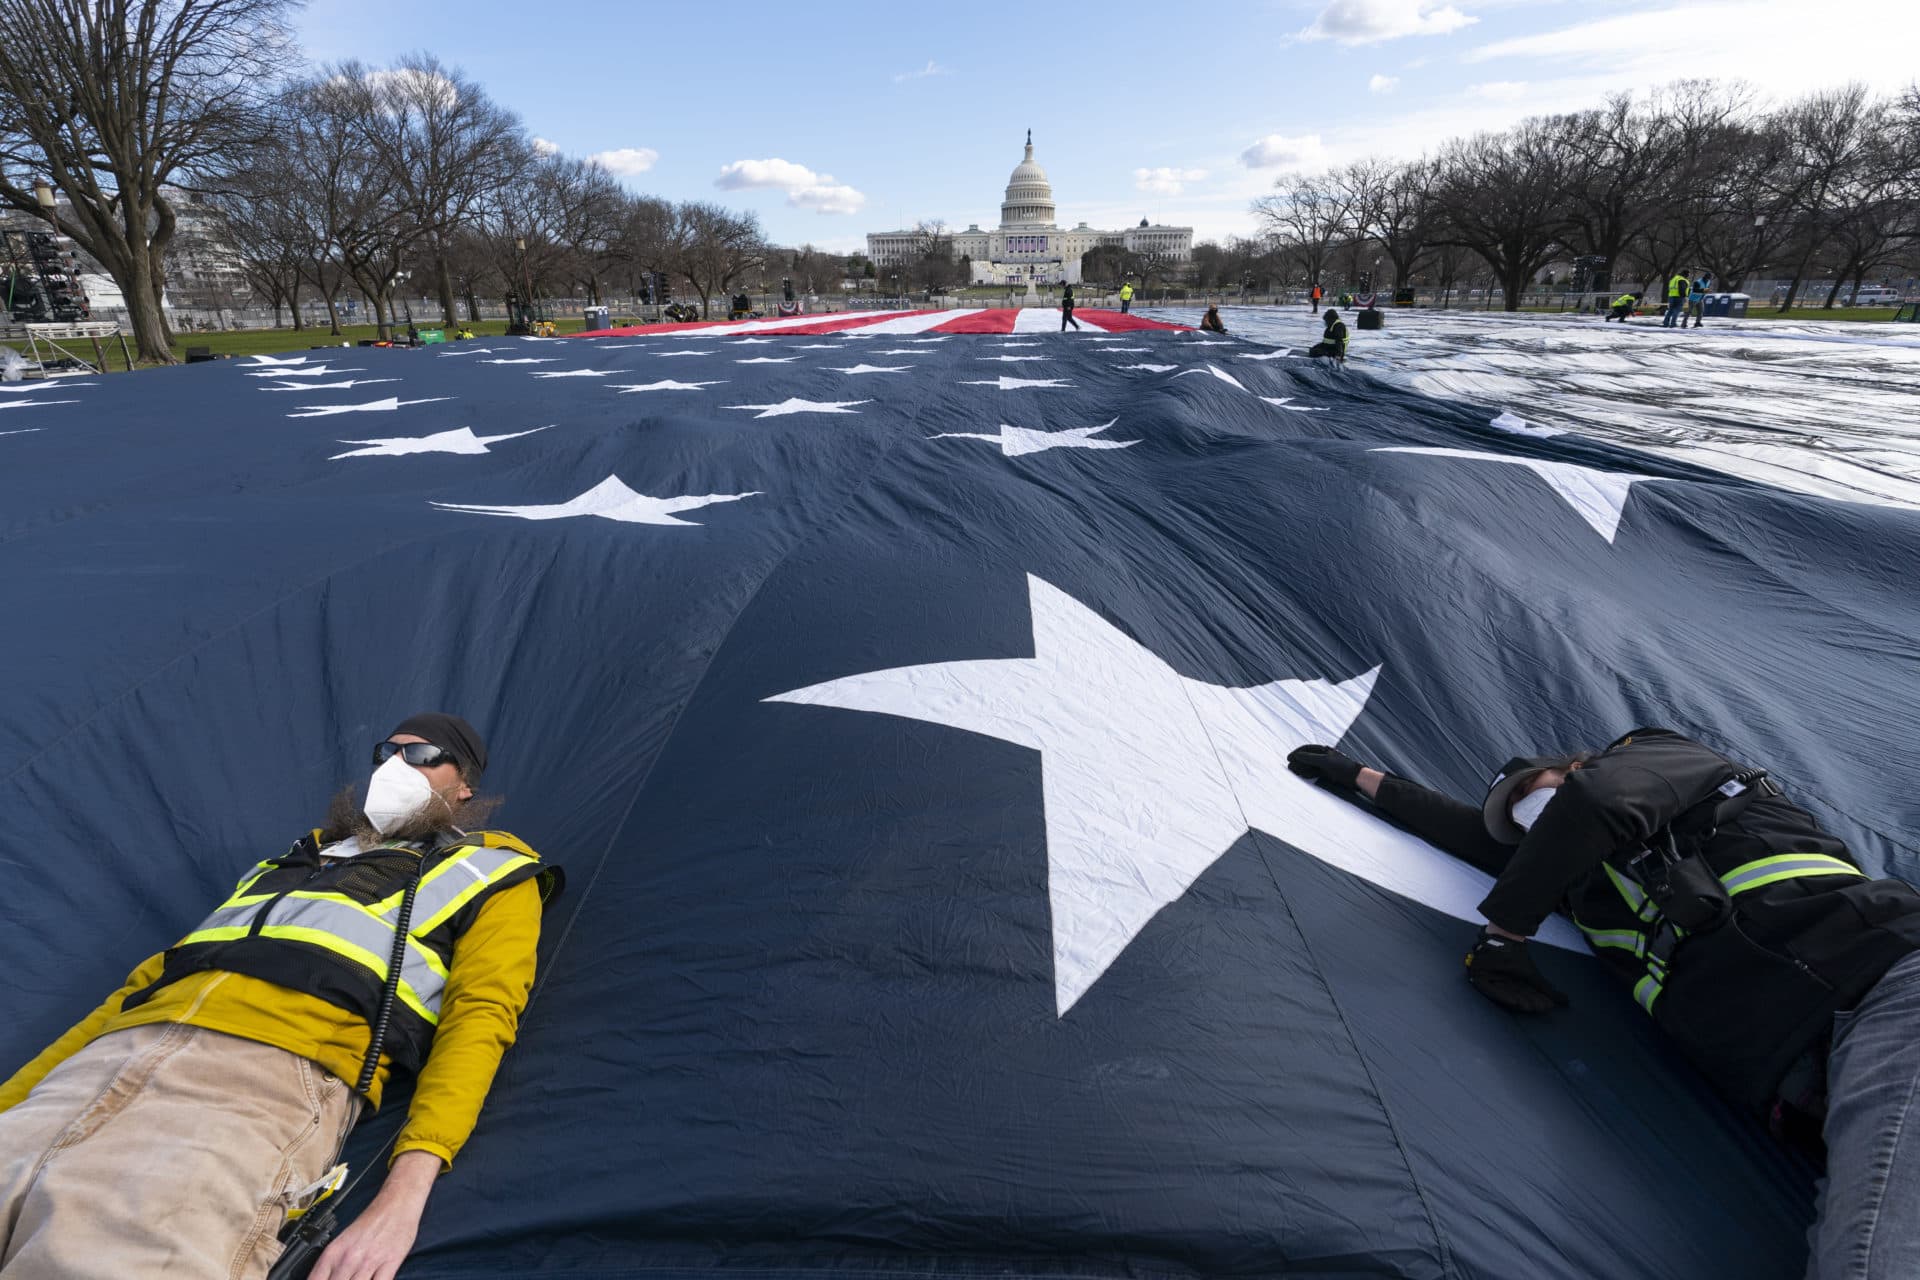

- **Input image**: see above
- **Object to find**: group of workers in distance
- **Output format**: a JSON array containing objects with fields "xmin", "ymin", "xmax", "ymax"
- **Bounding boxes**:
[
  {"xmin": 2, "ymin": 708, "xmax": 1918, "ymax": 1276},
  {"xmin": 1607, "ymin": 269, "xmax": 1714, "ymax": 327}
]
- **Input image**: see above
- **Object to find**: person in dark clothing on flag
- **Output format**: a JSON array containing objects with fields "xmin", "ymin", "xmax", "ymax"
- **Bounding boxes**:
[
  {"xmin": 1286, "ymin": 728, "xmax": 1920, "ymax": 1278},
  {"xmin": 1199, "ymin": 305, "xmax": 1227, "ymax": 334},
  {"xmin": 1307, "ymin": 309, "xmax": 1347, "ymax": 359},
  {"xmin": 1060, "ymin": 283, "xmax": 1080, "ymax": 331}
]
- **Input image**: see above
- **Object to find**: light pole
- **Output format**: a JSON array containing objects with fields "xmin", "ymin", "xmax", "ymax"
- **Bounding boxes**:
[{"xmin": 512, "ymin": 235, "xmax": 537, "ymax": 333}]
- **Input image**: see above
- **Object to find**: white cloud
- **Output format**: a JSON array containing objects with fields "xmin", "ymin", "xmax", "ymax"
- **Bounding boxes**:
[
  {"xmin": 1238, "ymin": 133, "xmax": 1328, "ymax": 170},
  {"xmin": 530, "ymin": 136, "xmax": 560, "ymax": 156},
  {"xmin": 1465, "ymin": 80, "xmax": 1528, "ymax": 101},
  {"xmin": 1133, "ymin": 166, "xmax": 1209, "ymax": 195},
  {"xmin": 716, "ymin": 158, "xmax": 868, "ymax": 216},
  {"xmin": 893, "ymin": 59, "xmax": 948, "ymax": 82},
  {"xmin": 1300, "ymin": 0, "xmax": 1477, "ymax": 44},
  {"xmin": 590, "ymin": 147, "xmax": 659, "ymax": 177},
  {"xmin": 1368, "ymin": 74, "xmax": 1401, "ymax": 93}
]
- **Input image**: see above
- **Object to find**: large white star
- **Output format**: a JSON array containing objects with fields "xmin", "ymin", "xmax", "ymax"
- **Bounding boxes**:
[
  {"xmin": 828, "ymin": 364, "xmax": 911, "ymax": 375},
  {"xmin": 432, "ymin": 475, "xmax": 759, "ymax": 525},
  {"xmin": 961, "ymin": 377, "xmax": 1074, "ymax": 391},
  {"xmin": 437, "ymin": 347, "xmax": 494, "ymax": 356},
  {"xmin": 286, "ymin": 396, "xmax": 452, "ymax": 418},
  {"xmin": 736, "ymin": 356, "xmax": 799, "ymax": 365},
  {"xmin": 725, "ymin": 398, "xmax": 869, "ymax": 419},
  {"xmin": 1174, "ymin": 364, "xmax": 1250, "ymax": 392},
  {"xmin": 1259, "ymin": 397, "xmax": 1329, "ymax": 413},
  {"xmin": 1117, "ymin": 364, "xmax": 1177, "ymax": 373},
  {"xmin": 246, "ymin": 354, "xmax": 312, "ymax": 366},
  {"xmin": 767, "ymin": 575, "xmax": 1584, "ymax": 1015},
  {"xmin": 655, "ymin": 350, "xmax": 714, "ymax": 358},
  {"xmin": 871, "ymin": 349, "xmax": 927, "ymax": 356},
  {"xmin": 1238, "ymin": 349, "xmax": 1296, "ymax": 362},
  {"xmin": 611, "ymin": 379, "xmax": 726, "ymax": 393},
  {"xmin": 1371, "ymin": 446, "xmax": 1642, "ymax": 543},
  {"xmin": 243, "ymin": 366, "xmax": 362, "ymax": 378},
  {"xmin": 531, "ymin": 369, "xmax": 612, "ymax": 378},
  {"xmin": 792, "ymin": 344, "xmax": 844, "ymax": 350},
  {"xmin": 1489, "ymin": 410, "xmax": 1565, "ymax": 438},
  {"xmin": 479, "ymin": 357, "xmax": 557, "ymax": 365},
  {"xmin": 0, "ymin": 399, "xmax": 79, "ymax": 410},
  {"xmin": 1100, "ymin": 346, "xmax": 1153, "ymax": 353},
  {"xmin": 0, "ymin": 427, "xmax": 41, "ymax": 436},
  {"xmin": 978, "ymin": 355, "xmax": 1052, "ymax": 363},
  {"xmin": 929, "ymin": 418, "xmax": 1134, "ymax": 457},
  {"xmin": 0, "ymin": 381, "xmax": 92, "ymax": 392},
  {"xmin": 258, "ymin": 378, "xmax": 398, "ymax": 392},
  {"xmin": 329, "ymin": 425, "xmax": 547, "ymax": 460}
]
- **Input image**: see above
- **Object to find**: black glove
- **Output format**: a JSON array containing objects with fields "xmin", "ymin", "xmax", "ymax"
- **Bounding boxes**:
[
  {"xmin": 1286, "ymin": 744, "xmax": 1363, "ymax": 791},
  {"xmin": 1464, "ymin": 928, "xmax": 1568, "ymax": 1014}
]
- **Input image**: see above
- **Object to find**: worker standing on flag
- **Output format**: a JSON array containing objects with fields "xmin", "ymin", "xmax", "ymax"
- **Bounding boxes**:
[
  {"xmin": 1119, "ymin": 280, "xmax": 1135, "ymax": 314},
  {"xmin": 0, "ymin": 714, "xmax": 562, "ymax": 1280},
  {"xmin": 1287, "ymin": 729, "xmax": 1920, "ymax": 1278},
  {"xmin": 1663, "ymin": 271, "xmax": 1691, "ymax": 328},
  {"xmin": 1310, "ymin": 283, "xmax": 1323, "ymax": 314},
  {"xmin": 1060, "ymin": 282, "xmax": 1080, "ymax": 331}
]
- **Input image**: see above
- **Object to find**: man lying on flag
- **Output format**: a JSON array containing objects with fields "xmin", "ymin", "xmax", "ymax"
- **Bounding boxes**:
[
  {"xmin": 1287, "ymin": 728, "xmax": 1920, "ymax": 1278},
  {"xmin": 0, "ymin": 713, "xmax": 562, "ymax": 1280}
]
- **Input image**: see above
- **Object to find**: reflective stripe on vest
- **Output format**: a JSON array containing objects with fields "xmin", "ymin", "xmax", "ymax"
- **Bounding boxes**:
[
  {"xmin": 1594, "ymin": 850, "xmax": 1863, "ymax": 1018},
  {"xmin": 174, "ymin": 841, "xmax": 539, "ymax": 1027}
]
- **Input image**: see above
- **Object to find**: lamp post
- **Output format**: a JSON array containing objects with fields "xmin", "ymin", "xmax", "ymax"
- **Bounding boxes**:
[{"xmin": 510, "ymin": 235, "xmax": 537, "ymax": 333}]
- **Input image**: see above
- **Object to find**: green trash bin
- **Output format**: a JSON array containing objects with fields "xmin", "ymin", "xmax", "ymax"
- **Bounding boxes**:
[{"xmin": 416, "ymin": 328, "xmax": 446, "ymax": 345}]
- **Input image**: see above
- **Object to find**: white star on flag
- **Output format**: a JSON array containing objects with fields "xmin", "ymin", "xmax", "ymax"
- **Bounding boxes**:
[
  {"xmin": 611, "ymin": 379, "xmax": 726, "ymax": 393},
  {"xmin": 329, "ymin": 425, "xmax": 547, "ymax": 460},
  {"xmin": 929, "ymin": 418, "xmax": 1134, "ymax": 457},
  {"xmin": 872, "ymin": 349, "xmax": 927, "ymax": 356},
  {"xmin": 287, "ymin": 396, "xmax": 453, "ymax": 418},
  {"xmin": 1259, "ymin": 397, "xmax": 1330, "ymax": 413},
  {"xmin": 792, "ymin": 344, "xmax": 843, "ymax": 350},
  {"xmin": 909, "ymin": 337, "xmax": 947, "ymax": 344},
  {"xmin": 437, "ymin": 347, "xmax": 494, "ymax": 356},
  {"xmin": 0, "ymin": 399, "xmax": 79, "ymax": 410},
  {"xmin": 725, "ymin": 398, "xmax": 870, "ymax": 419},
  {"xmin": 1117, "ymin": 364, "xmax": 1177, "ymax": 373},
  {"xmin": 736, "ymin": 356, "xmax": 799, "ymax": 365},
  {"xmin": 732, "ymin": 337, "xmax": 779, "ymax": 345},
  {"xmin": 1371, "ymin": 446, "xmax": 1643, "ymax": 543},
  {"xmin": 829, "ymin": 365, "xmax": 911, "ymax": 375},
  {"xmin": 1101, "ymin": 346, "xmax": 1153, "ymax": 353},
  {"xmin": 998, "ymin": 342, "xmax": 1040, "ymax": 348},
  {"xmin": 0, "ymin": 427, "xmax": 41, "ymax": 436},
  {"xmin": 246, "ymin": 354, "xmax": 312, "ymax": 365},
  {"xmin": 961, "ymin": 377, "xmax": 1074, "ymax": 391},
  {"xmin": 978, "ymin": 355, "xmax": 1052, "ymax": 363},
  {"xmin": 259, "ymin": 378, "xmax": 399, "ymax": 392},
  {"xmin": 1238, "ymin": 349, "xmax": 1295, "ymax": 362},
  {"xmin": 479, "ymin": 358, "xmax": 558, "ymax": 365},
  {"xmin": 530, "ymin": 369, "xmax": 613, "ymax": 378},
  {"xmin": 655, "ymin": 351, "xmax": 714, "ymax": 358},
  {"xmin": 244, "ymin": 366, "xmax": 362, "ymax": 378},
  {"xmin": 433, "ymin": 475, "xmax": 759, "ymax": 526},
  {"xmin": 1182, "ymin": 339, "xmax": 1233, "ymax": 346},
  {"xmin": 1175, "ymin": 365, "xmax": 1250, "ymax": 392},
  {"xmin": 0, "ymin": 381, "xmax": 92, "ymax": 392},
  {"xmin": 767, "ymin": 574, "xmax": 1584, "ymax": 1015}
]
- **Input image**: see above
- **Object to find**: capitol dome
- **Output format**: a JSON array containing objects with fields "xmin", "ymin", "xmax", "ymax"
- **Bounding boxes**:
[{"xmin": 1000, "ymin": 131, "xmax": 1056, "ymax": 229}]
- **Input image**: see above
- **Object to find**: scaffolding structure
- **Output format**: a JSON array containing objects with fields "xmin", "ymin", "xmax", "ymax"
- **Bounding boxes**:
[{"xmin": 3, "ymin": 226, "xmax": 89, "ymax": 324}]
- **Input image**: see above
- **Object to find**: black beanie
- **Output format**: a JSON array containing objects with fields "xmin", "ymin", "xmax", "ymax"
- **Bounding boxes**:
[{"xmin": 388, "ymin": 712, "xmax": 488, "ymax": 778}]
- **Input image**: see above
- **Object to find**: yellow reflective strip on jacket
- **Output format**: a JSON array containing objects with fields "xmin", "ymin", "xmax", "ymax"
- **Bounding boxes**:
[
  {"xmin": 1576, "ymin": 923, "xmax": 1646, "ymax": 955},
  {"xmin": 255, "ymin": 924, "xmax": 439, "ymax": 1025},
  {"xmin": 178, "ymin": 925, "xmax": 253, "ymax": 945},
  {"xmin": 1721, "ymin": 852, "xmax": 1864, "ymax": 896},
  {"xmin": 1633, "ymin": 974, "xmax": 1662, "ymax": 1013},
  {"xmin": 411, "ymin": 851, "xmax": 537, "ymax": 937}
]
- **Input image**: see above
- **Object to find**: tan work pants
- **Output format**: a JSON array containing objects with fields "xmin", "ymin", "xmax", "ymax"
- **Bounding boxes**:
[{"xmin": 0, "ymin": 1024, "xmax": 359, "ymax": 1279}]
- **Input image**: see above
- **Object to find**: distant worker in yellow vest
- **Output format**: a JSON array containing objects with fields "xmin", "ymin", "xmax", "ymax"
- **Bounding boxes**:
[
  {"xmin": 1662, "ymin": 270, "xmax": 1691, "ymax": 329},
  {"xmin": 0, "ymin": 713, "xmax": 562, "ymax": 1280},
  {"xmin": 1119, "ymin": 280, "xmax": 1135, "ymax": 314},
  {"xmin": 1604, "ymin": 292, "xmax": 1641, "ymax": 322}
]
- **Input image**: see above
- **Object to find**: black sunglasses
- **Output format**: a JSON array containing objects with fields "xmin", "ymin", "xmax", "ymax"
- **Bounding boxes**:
[{"xmin": 372, "ymin": 740, "xmax": 458, "ymax": 769}]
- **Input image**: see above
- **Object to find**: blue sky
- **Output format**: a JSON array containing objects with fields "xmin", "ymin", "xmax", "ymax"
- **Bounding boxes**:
[{"xmin": 298, "ymin": 0, "xmax": 1918, "ymax": 253}]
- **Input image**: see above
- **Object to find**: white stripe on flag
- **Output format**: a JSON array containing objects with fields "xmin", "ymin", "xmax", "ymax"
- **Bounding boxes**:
[
  {"xmin": 1012, "ymin": 306, "xmax": 1075, "ymax": 333},
  {"xmin": 849, "ymin": 309, "xmax": 985, "ymax": 334}
]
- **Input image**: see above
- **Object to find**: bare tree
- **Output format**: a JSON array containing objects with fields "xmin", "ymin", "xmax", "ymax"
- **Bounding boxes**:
[
  {"xmin": 349, "ymin": 54, "xmax": 524, "ymax": 326},
  {"xmin": 672, "ymin": 201, "xmax": 765, "ymax": 318},
  {"xmin": 1343, "ymin": 158, "xmax": 1436, "ymax": 289},
  {"xmin": 906, "ymin": 219, "xmax": 958, "ymax": 294},
  {"xmin": 1253, "ymin": 173, "xmax": 1353, "ymax": 291},
  {"xmin": 1431, "ymin": 121, "xmax": 1575, "ymax": 310},
  {"xmin": 0, "ymin": 0, "xmax": 299, "ymax": 361},
  {"xmin": 1772, "ymin": 84, "xmax": 1881, "ymax": 310}
]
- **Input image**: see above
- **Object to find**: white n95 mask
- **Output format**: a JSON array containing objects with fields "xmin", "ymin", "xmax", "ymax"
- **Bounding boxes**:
[
  {"xmin": 1510, "ymin": 786, "xmax": 1559, "ymax": 833},
  {"xmin": 364, "ymin": 752, "xmax": 436, "ymax": 835}
]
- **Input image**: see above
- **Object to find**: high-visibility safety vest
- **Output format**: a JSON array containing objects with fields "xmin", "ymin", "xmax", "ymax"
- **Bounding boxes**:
[
  {"xmin": 1119, "ymin": 284, "xmax": 1134, "ymax": 300},
  {"xmin": 123, "ymin": 829, "xmax": 561, "ymax": 1076},
  {"xmin": 1573, "ymin": 851, "xmax": 1865, "ymax": 1017},
  {"xmin": 1668, "ymin": 274, "xmax": 1688, "ymax": 298}
]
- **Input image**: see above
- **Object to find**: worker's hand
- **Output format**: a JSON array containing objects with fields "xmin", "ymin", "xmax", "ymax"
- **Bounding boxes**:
[
  {"xmin": 1464, "ymin": 927, "xmax": 1568, "ymax": 1014},
  {"xmin": 1286, "ymin": 744, "xmax": 1363, "ymax": 791},
  {"xmin": 310, "ymin": 1151, "xmax": 437, "ymax": 1280}
]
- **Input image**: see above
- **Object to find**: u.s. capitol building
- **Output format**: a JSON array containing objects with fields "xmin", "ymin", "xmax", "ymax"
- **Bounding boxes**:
[{"xmin": 866, "ymin": 133, "xmax": 1192, "ymax": 286}]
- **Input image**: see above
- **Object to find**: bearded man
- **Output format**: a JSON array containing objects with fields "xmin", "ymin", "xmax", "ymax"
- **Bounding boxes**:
[{"xmin": 0, "ymin": 713, "xmax": 561, "ymax": 1280}]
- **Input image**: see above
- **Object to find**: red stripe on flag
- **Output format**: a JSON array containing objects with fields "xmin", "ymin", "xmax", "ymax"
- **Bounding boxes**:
[
  {"xmin": 1072, "ymin": 309, "xmax": 1191, "ymax": 332},
  {"xmin": 574, "ymin": 311, "xmax": 940, "ymax": 338},
  {"xmin": 929, "ymin": 310, "xmax": 1021, "ymax": 333}
]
